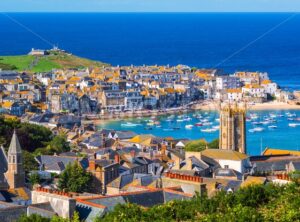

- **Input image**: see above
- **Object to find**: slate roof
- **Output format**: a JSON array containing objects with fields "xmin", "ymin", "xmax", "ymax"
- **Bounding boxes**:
[
  {"xmin": 215, "ymin": 168, "xmax": 239, "ymax": 178},
  {"xmin": 0, "ymin": 187, "xmax": 31, "ymax": 205},
  {"xmin": 0, "ymin": 71, "xmax": 19, "ymax": 80},
  {"xmin": 95, "ymin": 159, "xmax": 115, "ymax": 168},
  {"xmin": 35, "ymin": 155, "xmax": 89, "ymax": 172},
  {"xmin": 291, "ymin": 161, "xmax": 300, "ymax": 171},
  {"xmin": 82, "ymin": 133, "xmax": 104, "ymax": 148},
  {"xmin": 89, "ymin": 190, "xmax": 165, "ymax": 208},
  {"xmin": 29, "ymin": 113, "xmax": 55, "ymax": 123},
  {"xmin": 78, "ymin": 188, "xmax": 192, "ymax": 217},
  {"xmin": 252, "ymin": 161, "xmax": 288, "ymax": 172},
  {"xmin": 180, "ymin": 156, "xmax": 210, "ymax": 171},
  {"xmin": 8, "ymin": 130, "xmax": 22, "ymax": 155},
  {"xmin": 56, "ymin": 115, "xmax": 81, "ymax": 125},
  {"xmin": 0, "ymin": 147, "xmax": 7, "ymax": 173},
  {"xmin": 107, "ymin": 174, "xmax": 134, "ymax": 189}
]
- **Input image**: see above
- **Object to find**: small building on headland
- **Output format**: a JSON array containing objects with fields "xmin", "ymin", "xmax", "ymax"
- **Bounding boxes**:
[{"xmin": 28, "ymin": 48, "xmax": 48, "ymax": 56}]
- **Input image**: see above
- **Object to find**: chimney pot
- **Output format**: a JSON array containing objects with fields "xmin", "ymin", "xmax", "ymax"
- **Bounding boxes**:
[{"xmin": 114, "ymin": 154, "xmax": 120, "ymax": 163}]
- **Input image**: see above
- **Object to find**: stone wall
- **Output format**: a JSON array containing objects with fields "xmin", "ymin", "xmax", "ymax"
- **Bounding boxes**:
[{"xmin": 31, "ymin": 190, "xmax": 76, "ymax": 219}]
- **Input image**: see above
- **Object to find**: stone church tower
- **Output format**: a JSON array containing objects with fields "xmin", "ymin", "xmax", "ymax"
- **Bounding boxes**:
[
  {"xmin": 219, "ymin": 103, "xmax": 246, "ymax": 154},
  {"xmin": 5, "ymin": 130, "xmax": 25, "ymax": 189}
]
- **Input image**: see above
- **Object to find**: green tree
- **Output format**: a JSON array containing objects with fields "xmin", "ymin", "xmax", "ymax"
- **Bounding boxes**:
[
  {"xmin": 48, "ymin": 134, "xmax": 70, "ymax": 154},
  {"xmin": 29, "ymin": 172, "xmax": 41, "ymax": 185},
  {"xmin": 58, "ymin": 162, "xmax": 92, "ymax": 193},
  {"xmin": 23, "ymin": 151, "xmax": 39, "ymax": 172},
  {"xmin": 95, "ymin": 203, "xmax": 143, "ymax": 222},
  {"xmin": 208, "ymin": 138, "xmax": 219, "ymax": 149},
  {"xmin": 184, "ymin": 139, "xmax": 207, "ymax": 152},
  {"xmin": 17, "ymin": 214, "xmax": 50, "ymax": 222},
  {"xmin": 289, "ymin": 170, "xmax": 300, "ymax": 185}
]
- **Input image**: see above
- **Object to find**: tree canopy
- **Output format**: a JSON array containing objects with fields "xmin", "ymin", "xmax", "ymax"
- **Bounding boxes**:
[
  {"xmin": 0, "ymin": 116, "xmax": 70, "ymax": 173},
  {"xmin": 95, "ymin": 182, "xmax": 300, "ymax": 222},
  {"xmin": 58, "ymin": 162, "xmax": 92, "ymax": 193},
  {"xmin": 184, "ymin": 138, "xmax": 219, "ymax": 152}
]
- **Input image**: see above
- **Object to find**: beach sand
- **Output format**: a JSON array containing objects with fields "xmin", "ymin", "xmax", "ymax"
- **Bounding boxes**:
[{"xmin": 196, "ymin": 101, "xmax": 300, "ymax": 111}]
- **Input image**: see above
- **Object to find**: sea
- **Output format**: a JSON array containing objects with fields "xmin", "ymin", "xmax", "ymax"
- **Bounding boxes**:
[
  {"xmin": 98, "ymin": 110, "xmax": 300, "ymax": 156},
  {"xmin": 0, "ymin": 13, "xmax": 300, "ymax": 154}
]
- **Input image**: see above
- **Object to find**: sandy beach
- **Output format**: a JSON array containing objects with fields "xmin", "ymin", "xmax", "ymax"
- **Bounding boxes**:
[{"xmin": 193, "ymin": 101, "xmax": 300, "ymax": 111}]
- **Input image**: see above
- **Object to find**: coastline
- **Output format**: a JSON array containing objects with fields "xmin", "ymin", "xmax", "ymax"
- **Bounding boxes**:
[
  {"xmin": 83, "ymin": 101, "xmax": 300, "ymax": 125},
  {"xmin": 196, "ymin": 101, "xmax": 300, "ymax": 111}
]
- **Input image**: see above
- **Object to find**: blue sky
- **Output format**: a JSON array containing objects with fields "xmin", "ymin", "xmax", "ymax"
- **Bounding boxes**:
[{"xmin": 0, "ymin": 0, "xmax": 300, "ymax": 12}]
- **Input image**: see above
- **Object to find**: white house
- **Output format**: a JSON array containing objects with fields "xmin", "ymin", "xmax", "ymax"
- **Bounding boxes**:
[
  {"xmin": 261, "ymin": 80, "xmax": 277, "ymax": 95},
  {"xmin": 201, "ymin": 149, "xmax": 251, "ymax": 173},
  {"xmin": 242, "ymin": 84, "xmax": 266, "ymax": 98},
  {"xmin": 226, "ymin": 88, "xmax": 243, "ymax": 102}
]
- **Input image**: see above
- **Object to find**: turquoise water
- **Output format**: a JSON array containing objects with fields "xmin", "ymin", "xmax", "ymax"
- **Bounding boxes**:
[{"xmin": 97, "ymin": 110, "xmax": 300, "ymax": 155}]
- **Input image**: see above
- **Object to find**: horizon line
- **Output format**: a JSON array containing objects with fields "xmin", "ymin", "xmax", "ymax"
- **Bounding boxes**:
[{"xmin": 0, "ymin": 11, "xmax": 299, "ymax": 14}]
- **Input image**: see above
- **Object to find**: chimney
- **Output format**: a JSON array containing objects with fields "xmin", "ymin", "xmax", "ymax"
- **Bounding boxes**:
[
  {"xmin": 173, "ymin": 155, "xmax": 181, "ymax": 170},
  {"xmin": 114, "ymin": 154, "xmax": 120, "ymax": 163},
  {"xmin": 161, "ymin": 144, "xmax": 166, "ymax": 155},
  {"xmin": 89, "ymin": 159, "xmax": 96, "ymax": 171},
  {"xmin": 130, "ymin": 150, "xmax": 136, "ymax": 158},
  {"xmin": 102, "ymin": 134, "xmax": 106, "ymax": 148},
  {"xmin": 186, "ymin": 157, "xmax": 193, "ymax": 170}
]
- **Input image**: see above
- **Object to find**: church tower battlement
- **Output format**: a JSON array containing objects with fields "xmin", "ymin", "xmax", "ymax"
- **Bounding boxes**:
[{"xmin": 219, "ymin": 102, "xmax": 247, "ymax": 154}]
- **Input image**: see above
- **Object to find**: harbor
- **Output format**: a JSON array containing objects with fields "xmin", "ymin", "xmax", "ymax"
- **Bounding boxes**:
[{"xmin": 97, "ymin": 109, "xmax": 300, "ymax": 155}]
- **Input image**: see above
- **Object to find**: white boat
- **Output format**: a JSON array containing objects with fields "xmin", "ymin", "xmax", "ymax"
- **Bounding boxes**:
[
  {"xmin": 252, "ymin": 121, "xmax": 262, "ymax": 125},
  {"xmin": 121, "ymin": 122, "xmax": 141, "ymax": 127},
  {"xmin": 202, "ymin": 122, "xmax": 213, "ymax": 126},
  {"xmin": 177, "ymin": 119, "xmax": 184, "ymax": 122},
  {"xmin": 201, "ymin": 128, "xmax": 215, "ymax": 133},
  {"xmin": 268, "ymin": 125, "xmax": 277, "ymax": 129},
  {"xmin": 212, "ymin": 125, "xmax": 220, "ymax": 130},
  {"xmin": 261, "ymin": 121, "xmax": 271, "ymax": 125},
  {"xmin": 250, "ymin": 113, "xmax": 259, "ymax": 119},
  {"xmin": 254, "ymin": 127, "xmax": 264, "ymax": 132},
  {"xmin": 163, "ymin": 128, "xmax": 174, "ymax": 131},
  {"xmin": 215, "ymin": 118, "xmax": 220, "ymax": 122},
  {"xmin": 185, "ymin": 124, "xmax": 194, "ymax": 129},
  {"xmin": 249, "ymin": 127, "xmax": 264, "ymax": 133},
  {"xmin": 286, "ymin": 113, "xmax": 297, "ymax": 118},
  {"xmin": 289, "ymin": 123, "xmax": 299, "ymax": 127}
]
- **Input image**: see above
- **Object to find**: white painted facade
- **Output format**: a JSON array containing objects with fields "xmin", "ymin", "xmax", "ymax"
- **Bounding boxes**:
[{"xmin": 213, "ymin": 158, "xmax": 250, "ymax": 173}]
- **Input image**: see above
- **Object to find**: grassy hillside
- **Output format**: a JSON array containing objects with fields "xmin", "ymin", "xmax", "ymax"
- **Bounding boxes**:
[{"xmin": 0, "ymin": 51, "xmax": 109, "ymax": 72}]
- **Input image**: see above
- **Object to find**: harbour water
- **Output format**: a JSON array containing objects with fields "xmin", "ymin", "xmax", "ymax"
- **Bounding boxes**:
[{"xmin": 97, "ymin": 110, "xmax": 300, "ymax": 155}]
